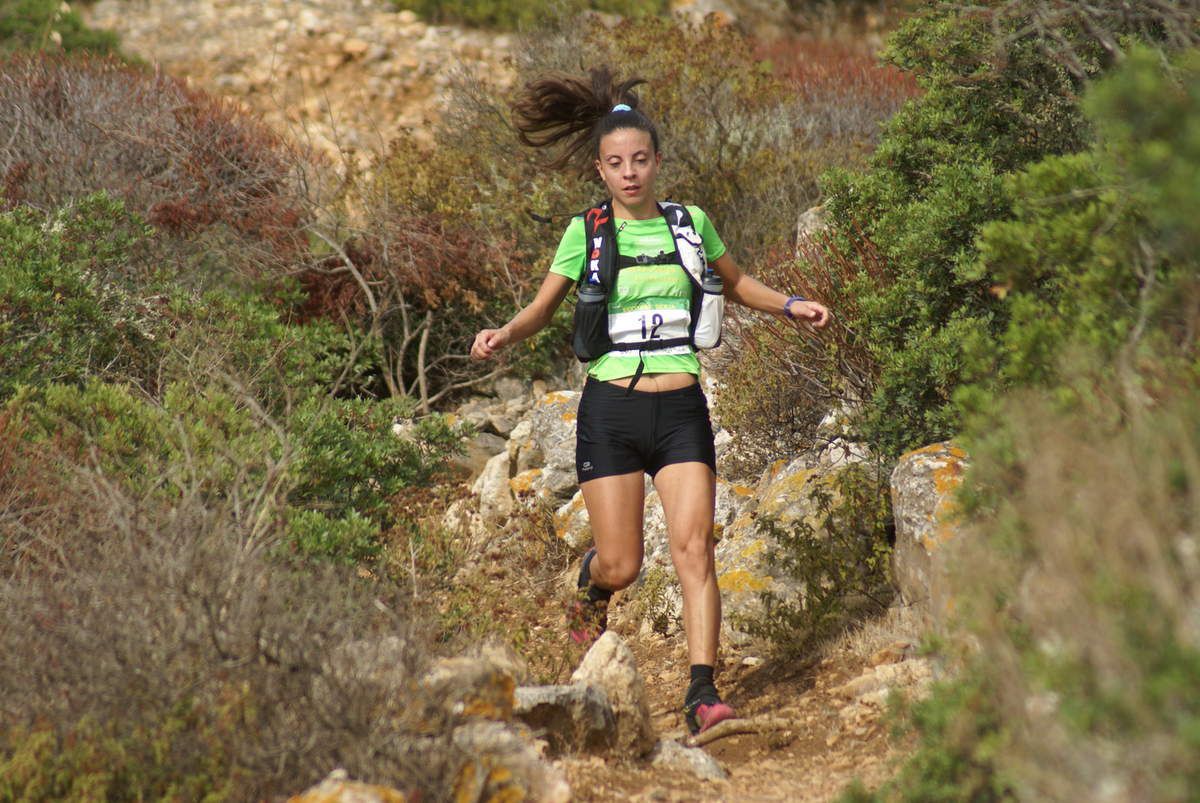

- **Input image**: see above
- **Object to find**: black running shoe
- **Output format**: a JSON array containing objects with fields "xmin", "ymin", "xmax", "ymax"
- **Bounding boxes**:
[{"xmin": 567, "ymin": 547, "xmax": 608, "ymax": 645}]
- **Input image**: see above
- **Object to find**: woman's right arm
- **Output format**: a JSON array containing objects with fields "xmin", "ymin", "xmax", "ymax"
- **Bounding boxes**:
[{"xmin": 470, "ymin": 271, "xmax": 575, "ymax": 360}]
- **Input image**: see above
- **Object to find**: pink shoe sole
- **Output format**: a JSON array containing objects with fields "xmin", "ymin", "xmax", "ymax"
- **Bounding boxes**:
[{"xmin": 691, "ymin": 702, "xmax": 737, "ymax": 734}]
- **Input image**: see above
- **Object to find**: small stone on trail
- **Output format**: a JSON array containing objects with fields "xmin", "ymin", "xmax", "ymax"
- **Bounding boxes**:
[{"xmin": 649, "ymin": 739, "xmax": 727, "ymax": 781}]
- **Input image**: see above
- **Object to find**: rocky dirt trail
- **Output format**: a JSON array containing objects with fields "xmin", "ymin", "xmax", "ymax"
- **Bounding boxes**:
[
  {"xmin": 82, "ymin": 0, "xmax": 514, "ymax": 164},
  {"xmin": 550, "ymin": 595, "xmax": 924, "ymax": 801},
  {"xmin": 85, "ymin": 4, "xmax": 928, "ymax": 799}
]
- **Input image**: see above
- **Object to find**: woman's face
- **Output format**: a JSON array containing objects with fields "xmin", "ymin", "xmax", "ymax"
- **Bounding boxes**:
[{"xmin": 595, "ymin": 127, "xmax": 661, "ymax": 211}]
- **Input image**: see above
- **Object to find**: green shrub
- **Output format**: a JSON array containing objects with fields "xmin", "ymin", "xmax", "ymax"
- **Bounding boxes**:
[
  {"xmin": 286, "ymin": 508, "xmax": 383, "ymax": 565},
  {"xmin": 0, "ymin": 193, "xmax": 162, "ymax": 400},
  {"xmin": 390, "ymin": 0, "xmax": 667, "ymax": 30},
  {"xmin": 166, "ymin": 284, "xmax": 379, "ymax": 410},
  {"xmin": 741, "ymin": 462, "xmax": 893, "ymax": 655},
  {"xmin": 0, "ymin": 0, "xmax": 120, "ymax": 55},
  {"xmin": 957, "ymin": 45, "xmax": 1200, "ymax": 425},
  {"xmin": 288, "ymin": 396, "xmax": 464, "ymax": 525},
  {"xmin": 818, "ymin": 0, "xmax": 1165, "ymax": 457},
  {"xmin": 843, "ymin": 44, "xmax": 1200, "ymax": 802}
]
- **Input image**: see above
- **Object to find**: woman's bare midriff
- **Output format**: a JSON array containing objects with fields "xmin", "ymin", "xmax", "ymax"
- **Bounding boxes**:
[{"xmin": 605, "ymin": 372, "xmax": 698, "ymax": 392}]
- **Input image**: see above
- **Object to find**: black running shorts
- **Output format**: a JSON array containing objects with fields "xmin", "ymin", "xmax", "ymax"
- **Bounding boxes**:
[{"xmin": 575, "ymin": 377, "xmax": 717, "ymax": 482}]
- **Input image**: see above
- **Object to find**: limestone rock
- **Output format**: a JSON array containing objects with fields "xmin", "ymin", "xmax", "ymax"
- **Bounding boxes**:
[
  {"xmin": 554, "ymin": 491, "xmax": 591, "ymax": 549},
  {"xmin": 487, "ymin": 409, "xmax": 517, "ymax": 438},
  {"xmin": 513, "ymin": 684, "xmax": 616, "ymax": 755},
  {"xmin": 421, "ymin": 655, "xmax": 516, "ymax": 721},
  {"xmin": 830, "ymin": 657, "xmax": 933, "ymax": 701},
  {"xmin": 890, "ymin": 442, "xmax": 969, "ymax": 625},
  {"xmin": 796, "ymin": 203, "xmax": 828, "ymax": 243},
  {"xmin": 527, "ymin": 390, "xmax": 580, "ymax": 500},
  {"xmin": 570, "ymin": 632, "xmax": 655, "ymax": 756},
  {"xmin": 472, "ymin": 451, "xmax": 513, "ymax": 523},
  {"xmin": 452, "ymin": 431, "xmax": 507, "ymax": 481},
  {"xmin": 506, "ymin": 418, "xmax": 544, "ymax": 474},
  {"xmin": 451, "ymin": 721, "xmax": 571, "ymax": 803},
  {"xmin": 287, "ymin": 769, "xmax": 408, "ymax": 803},
  {"xmin": 493, "ymin": 376, "xmax": 526, "ymax": 401},
  {"xmin": 648, "ymin": 739, "xmax": 727, "ymax": 781}
]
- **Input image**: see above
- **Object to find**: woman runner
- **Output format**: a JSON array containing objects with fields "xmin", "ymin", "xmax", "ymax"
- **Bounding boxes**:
[{"xmin": 470, "ymin": 67, "xmax": 830, "ymax": 735}]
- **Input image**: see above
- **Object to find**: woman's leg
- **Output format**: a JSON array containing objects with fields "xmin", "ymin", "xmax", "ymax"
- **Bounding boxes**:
[
  {"xmin": 652, "ymin": 461, "xmax": 718, "ymax": 664},
  {"xmin": 580, "ymin": 470, "xmax": 646, "ymax": 591}
]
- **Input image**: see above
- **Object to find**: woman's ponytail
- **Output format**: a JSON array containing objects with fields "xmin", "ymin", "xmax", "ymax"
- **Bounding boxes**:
[{"xmin": 512, "ymin": 66, "xmax": 658, "ymax": 175}]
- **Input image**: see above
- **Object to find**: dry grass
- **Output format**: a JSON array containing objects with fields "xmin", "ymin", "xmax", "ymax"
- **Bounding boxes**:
[
  {"xmin": 824, "ymin": 604, "xmax": 924, "ymax": 664},
  {"xmin": 0, "ymin": 406, "xmax": 467, "ymax": 800},
  {"xmin": 943, "ymin": 378, "xmax": 1200, "ymax": 800}
]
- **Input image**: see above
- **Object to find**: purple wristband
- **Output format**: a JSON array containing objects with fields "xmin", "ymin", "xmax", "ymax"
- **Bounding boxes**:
[{"xmin": 783, "ymin": 295, "xmax": 808, "ymax": 319}]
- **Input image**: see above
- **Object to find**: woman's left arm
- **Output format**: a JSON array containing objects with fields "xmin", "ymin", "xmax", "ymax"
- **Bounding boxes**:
[{"xmin": 710, "ymin": 252, "xmax": 831, "ymax": 328}]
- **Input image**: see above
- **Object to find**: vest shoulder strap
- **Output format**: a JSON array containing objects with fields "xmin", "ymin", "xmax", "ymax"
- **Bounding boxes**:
[{"xmin": 579, "ymin": 200, "xmax": 618, "ymax": 290}]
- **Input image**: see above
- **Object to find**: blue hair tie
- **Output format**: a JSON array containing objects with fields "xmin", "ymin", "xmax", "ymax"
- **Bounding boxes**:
[{"xmin": 611, "ymin": 103, "xmax": 632, "ymax": 113}]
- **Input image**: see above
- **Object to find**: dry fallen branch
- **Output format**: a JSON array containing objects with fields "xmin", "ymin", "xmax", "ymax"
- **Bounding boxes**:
[{"xmin": 684, "ymin": 716, "xmax": 805, "ymax": 748}]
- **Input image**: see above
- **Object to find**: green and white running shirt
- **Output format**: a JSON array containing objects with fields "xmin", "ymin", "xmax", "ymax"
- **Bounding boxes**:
[{"xmin": 548, "ymin": 206, "xmax": 727, "ymax": 382}]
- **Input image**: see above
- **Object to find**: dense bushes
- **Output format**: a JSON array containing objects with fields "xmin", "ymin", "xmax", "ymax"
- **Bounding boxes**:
[
  {"xmin": 0, "ymin": 421, "xmax": 458, "ymax": 799},
  {"xmin": 817, "ymin": 3, "xmax": 1114, "ymax": 455},
  {"xmin": 845, "ymin": 42, "xmax": 1200, "ymax": 803},
  {"xmin": 1, "ymin": 55, "xmax": 310, "ymax": 283},
  {"xmin": 0, "ymin": 193, "xmax": 161, "ymax": 398}
]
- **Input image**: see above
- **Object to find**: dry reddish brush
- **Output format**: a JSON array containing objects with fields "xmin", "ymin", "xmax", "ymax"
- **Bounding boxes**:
[
  {"xmin": 757, "ymin": 36, "xmax": 921, "ymax": 149},
  {"xmin": 0, "ymin": 54, "xmax": 311, "ymax": 280}
]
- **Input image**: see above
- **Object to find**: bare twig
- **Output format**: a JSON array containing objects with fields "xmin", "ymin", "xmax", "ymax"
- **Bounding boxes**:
[{"xmin": 684, "ymin": 716, "xmax": 805, "ymax": 748}]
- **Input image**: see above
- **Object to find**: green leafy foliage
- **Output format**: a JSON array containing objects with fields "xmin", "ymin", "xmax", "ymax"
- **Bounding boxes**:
[
  {"xmin": 390, "ymin": 0, "xmax": 667, "ymax": 30},
  {"xmin": 847, "ymin": 44, "xmax": 1200, "ymax": 803},
  {"xmin": 820, "ymin": 2, "xmax": 1107, "ymax": 456},
  {"xmin": 288, "ymin": 396, "xmax": 464, "ymax": 525},
  {"xmin": 957, "ymin": 45, "xmax": 1200, "ymax": 423},
  {"xmin": 0, "ymin": 0, "xmax": 120, "ymax": 54},
  {"xmin": 0, "ymin": 193, "xmax": 161, "ymax": 399}
]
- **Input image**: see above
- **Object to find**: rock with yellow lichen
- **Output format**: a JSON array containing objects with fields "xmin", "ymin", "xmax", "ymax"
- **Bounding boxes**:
[
  {"xmin": 526, "ymin": 390, "xmax": 580, "ymax": 499},
  {"xmin": 890, "ymin": 441, "xmax": 969, "ymax": 626},
  {"xmin": 287, "ymin": 769, "xmax": 410, "ymax": 803},
  {"xmin": 553, "ymin": 490, "xmax": 591, "ymax": 549},
  {"xmin": 713, "ymin": 456, "xmax": 875, "ymax": 644}
]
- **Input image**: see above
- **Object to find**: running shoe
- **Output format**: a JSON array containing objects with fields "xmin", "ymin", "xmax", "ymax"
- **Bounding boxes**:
[
  {"xmin": 567, "ymin": 547, "xmax": 609, "ymax": 645},
  {"xmin": 684, "ymin": 698, "xmax": 737, "ymax": 735}
]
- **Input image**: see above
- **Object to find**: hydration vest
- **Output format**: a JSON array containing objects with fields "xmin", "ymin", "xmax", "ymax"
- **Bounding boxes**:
[{"xmin": 571, "ymin": 199, "xmax": 725, "ymax": 363}]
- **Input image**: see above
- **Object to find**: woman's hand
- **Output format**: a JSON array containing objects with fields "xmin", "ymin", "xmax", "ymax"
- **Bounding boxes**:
[
  {"xmin": 471, "ymin": 327, "xmax": 511, "ymax": 360},
  {"xmin": 785, "ymin": 298, "xmax": 831, "ymax": 329}
]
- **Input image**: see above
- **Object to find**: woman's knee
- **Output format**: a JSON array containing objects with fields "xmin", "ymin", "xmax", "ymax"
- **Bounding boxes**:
[
  {"xmin": 592, "ymin": 549, "xmax": 642, "ymax": 590},
  {"xmin": 670, "ymin": 527, "xmax": 715, "ymax": 578}
]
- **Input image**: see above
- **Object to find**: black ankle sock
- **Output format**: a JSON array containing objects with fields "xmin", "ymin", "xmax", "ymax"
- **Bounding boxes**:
[
  {"xmin": 686, "ymin": 664, "xmax": 720, "ymax": 708},
  {"xmin": 579, "ymin": 549, "xmax": 613, "ymax": 602},
  {"xmin": 586, "ymin": 584, "xmax": 613, "ymax": 603}
]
